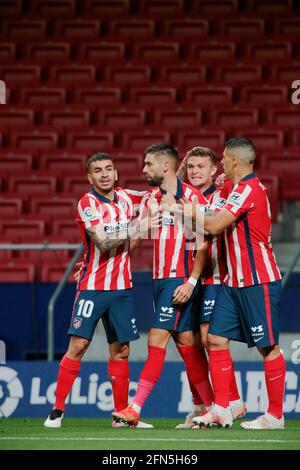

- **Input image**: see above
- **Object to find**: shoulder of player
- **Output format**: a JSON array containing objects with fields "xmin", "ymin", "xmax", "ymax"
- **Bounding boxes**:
[
  {"xmin": 182, "ymin": 182, "xmax": 208, "ymax": 204},
  {"xmin": 78, "ymin": 191, "xmax": 99, "ymax": 208}
]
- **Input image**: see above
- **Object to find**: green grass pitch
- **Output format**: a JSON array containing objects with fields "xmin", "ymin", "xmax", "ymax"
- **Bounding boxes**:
[{"xmin": 0, "ymin": 418, "xmax": 300, "ymax": 450}]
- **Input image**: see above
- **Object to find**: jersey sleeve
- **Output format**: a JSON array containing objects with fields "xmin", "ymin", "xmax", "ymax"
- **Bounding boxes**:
[
  {"xmin": 122, "ymin": 188, "xmax": 149, "ymax": 205},
  {"xmin": 77, "ymin": 194, "xmax": 102, "ymax": 229},
  {"xmin": 223, "ymin": 182, "xmax": 254, "ymax": 219}
]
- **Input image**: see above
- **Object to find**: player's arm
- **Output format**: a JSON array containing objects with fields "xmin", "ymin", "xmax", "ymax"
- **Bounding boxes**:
[
  {"xmin": 202, "ymin": 208, "xmax": 236, "ymax": 236},
  {"xmin": 173, "ymin": 241, "xmax": 208, "ymax": 304},
  {"xmin": 86, "ymin": 224, "xmax": 127, "ymax": 253}
]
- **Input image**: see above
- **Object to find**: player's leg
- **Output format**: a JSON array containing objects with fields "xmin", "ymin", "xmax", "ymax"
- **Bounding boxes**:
[
  {"xmin": 175, "ymin": 330, "xmax": 214, "ymax": 410},
  {"xmin": 200, "ymin": 295, "xmax": 246, "ymax": 421},
  {"xmin": 108, "ymin": 341, "xmax": 130, "ymax": 413},
  {"xmin": 193, "ymin": 285, "xmax": 245, "ymax": 428},
  {"xmin": 112, "ymin": 279, "xmax": 178, "ymax": 424},
  {"xmin": 238, "ymin": 281, "xmax": 285, "ymax": 430},
  {"xmin": 44, "ymin": 291, "xmax": 105, "ymax": 428}
]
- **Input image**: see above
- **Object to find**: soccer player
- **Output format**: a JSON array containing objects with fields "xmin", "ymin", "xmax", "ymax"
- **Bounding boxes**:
[
  {"xmin": 112, "ymin": 143, "xmax": 215, "ymax": 426},
  {"xmin": 44, "ymin": 153, "xmax": 153, "ymax": 429},
  {"xmin": 173, "ymin": 137, "xmax": 285, "ymax": 429},
  {"xmin": 175, "ymin": 147, "xmax": 246, "ymax": 428}
]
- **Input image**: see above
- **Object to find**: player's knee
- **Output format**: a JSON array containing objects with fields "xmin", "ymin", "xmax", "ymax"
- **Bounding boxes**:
[
  {"xmin": 110, "ymin": 343, "xmax": 130, "ymax": 360},
  {"xmin": 67, "ymin": 337, "xmax": 89, "ymax": 359},
  {"xmin": 207, "ymin": 333, "xmax": 226, "ymax": 349}
]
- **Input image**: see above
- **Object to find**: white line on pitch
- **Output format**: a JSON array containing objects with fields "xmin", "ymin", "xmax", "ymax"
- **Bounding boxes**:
[{"xmin": 0, "ymin": 437, "xmax": 298, "ymax": 443}]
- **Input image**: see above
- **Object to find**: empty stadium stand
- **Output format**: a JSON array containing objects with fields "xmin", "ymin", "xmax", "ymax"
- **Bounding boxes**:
[{"xmin": 0, "ymin": 0, "xmax": 299, "ymax": 279}]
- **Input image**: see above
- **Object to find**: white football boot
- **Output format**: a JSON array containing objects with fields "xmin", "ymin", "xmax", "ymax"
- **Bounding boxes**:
[
  {"xmin": 44, "ymin": 409, "xmax": 64, "ymax": 428},
  {"xmin": 241, "ymin": 412, "xmax": 284, "ymax": 430}
]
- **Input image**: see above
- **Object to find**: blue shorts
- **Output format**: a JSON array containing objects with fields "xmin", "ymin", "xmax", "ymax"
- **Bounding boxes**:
[
  {"xmin": 68, "ymin": 289, "xmax": 140, "ymax": 344},
  {"xmin": 152, "ymin": 278, "xmax": 199, "ymax": 333},
  {"xmin": 208, "ymin": 281, "xmax": 281, "ymax": 348},
  {"xmin": 193, "ymin": 284, "xmax": 222, "ymax": 324}
]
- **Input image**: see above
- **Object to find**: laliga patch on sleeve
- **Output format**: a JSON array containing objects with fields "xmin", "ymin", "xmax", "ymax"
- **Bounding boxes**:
[
  {"xmin": 83, "ymin": 207, "xmax": 98, "ymax": 221},
  {"xmin": 228, "ymin": 192, "xmax": 242, "ymax": 206}
]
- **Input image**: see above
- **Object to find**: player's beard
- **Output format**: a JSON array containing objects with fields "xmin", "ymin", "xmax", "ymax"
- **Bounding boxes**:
[{"xmin": 147, "ymin": 175, "xmax": 164, "ymax": 187}]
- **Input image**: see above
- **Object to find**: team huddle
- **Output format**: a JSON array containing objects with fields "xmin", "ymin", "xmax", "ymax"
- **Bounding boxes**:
[{"xmin": 44, "ymin": 138, "xmax": 286, "ymax": 431}]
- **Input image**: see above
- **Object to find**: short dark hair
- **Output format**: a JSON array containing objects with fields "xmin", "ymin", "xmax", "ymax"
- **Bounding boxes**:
[
  {"xmin": 225, "ymin": 137, "xmax": 256, "ymax": 157},
  {"xmin": 186, "ymin": 146, "xmax": 217, "ymax": 166},
  {"xmin": 144, "ymin": 143, "xmax": 179, "ymax": 161},
  {"xmin": 86, "ymin": 152, "xmax": 113, "ymax": 170}
]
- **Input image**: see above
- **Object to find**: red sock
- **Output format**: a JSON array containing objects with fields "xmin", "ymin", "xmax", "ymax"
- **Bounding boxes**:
[
  {"xmin": 187, "ymin": 372, "xmax": 203, "ymax": 406},
  {"xmin": 108, "ymin": 358, "xmax": 130, "ymax": 412},
  {"xmin": 229, "ymin": 359, "xmax": 241, "ymax": 401},
  {"xmin": 177, "ymin": 345, "xmax": 214, "ymax": 407},
  {"xmin": 133, "ymin": 346, "xmax": 166, "ymax": 409},
  {"xmin": 54, "ymin": 355, "xmax": 81, "ymax": 411},
  {"xmin": 264, "ymin": 353, "xmax": 286, "ymax": 419},
  {"xmin": 208, "ymin": 349, "xmax": 232, "ymax": 408}
]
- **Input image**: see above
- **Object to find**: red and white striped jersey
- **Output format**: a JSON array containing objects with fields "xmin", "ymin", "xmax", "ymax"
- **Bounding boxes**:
[
  {"xmin": 77, "ymin": 187, "xmax": 146, "ymax": 291},
  {"xmin": 201, "ymin": 184, "xmax": 227, "ymax": 285},
  {"xmin": 141, "ymin": 178, "xmax": 209, "ymax": 280},
  {"xmin": 222, "ymin": 173, "xmax": 281, "ymax": 287}
]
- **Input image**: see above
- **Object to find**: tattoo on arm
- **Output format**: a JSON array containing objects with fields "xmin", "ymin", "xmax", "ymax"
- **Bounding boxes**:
[
  {"xmin": 205, "ymin": 209, "xmax": 218, "ymax": 217},
  {"xmin": 86, "ymin": 226, "xmax": 126, "ymax": 252}
]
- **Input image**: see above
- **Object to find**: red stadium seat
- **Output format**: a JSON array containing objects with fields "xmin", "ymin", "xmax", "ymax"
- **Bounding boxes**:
[
  {"xmin": 3, "ymin": 20, "xmax": 47, "ymax": 38},
  {"xmin": 122, "ymin": 178, "xmax": 149, "ymax": 192},
  {"xmin": 122, "ymin": 130, "xmax": 172, "ymax": 150},
  {"xmin": 84, "ymin": 0, "xmax": 131, "ymax": 15},
  {"xmin": 0, "ymin": 0, "xmax": 23, "ymax": 17},
  {"xmin": 273, "ymin": 19, "xmax": 300, "ymax": 35},
  {"xmin": 97, "ymin": 108, "xmax": 147, "ymax": 128},
  {"xmin": 0, "ymin": 260, "xmax": 35, "ymax": 282},
  {"xmin": 291, "ymin": 130, "xmax": 300, "ymax": 146},
  {"xmin": 40, "ymin": 262, "xmax": 73, "ymax": 282},
  {"xmin": 132, "ymin": 42, "xmax": 180, "ymax": 61},
  {"xmin": 189, "ymin": 41, "xmax": 237, "ymax": 60},
  {"xmin": 20, "ymin": 87, "xmax": 67, "ymax": 106},
  {"xmin": 66, "ymin": 130, "xmax": 115, "ymax": 150},
  {"xmin": 43, "ymin": 108, "xmax": 91, "ymax": 129},
  {"xmin": 160, "ymin": 65, "xmax": 207, "ymax": 83},
  {"xmin": 186, "ymin": 87, "xmax": 233, "ymax": 106},
  {"xmin": 153, "ymin": 108, "xmax": 203, "ymax": 128},
  {"xmin": 247, "ymin": 0, "xmax": 293, "ymax": 15},
  {"xmin": 52, "ymin": 220, "xmax": 79, "ymax": 241},
  {"xmin": 164, "ymin": 19, "xmax": 209, "ymax": 37},
  {"xmin": 0, "ymin": 107, "xmax": 35, "ymax": 129},
  {"xmin": 24, "ymin": 42, "xmax": 72, "ymax": 62},
  {"xmin": 177, "ymin": 129, "xmax": 226, "ymax": 153},
  {"xmin": 0, "ymin": 42, "xmax": 16, "ymax": 60},
  {"xmin": 138, "ymin": 0, "xmax": 185, "ymax": 15},
  {"xmin": 114, "ymin": 157, "xmax": 144, "ymax": 177},
  {"xmin": 130, "ymin": 87, "xmax": 177, "ymax": 105},
  {"xmin": 214, "ymin": 64, "xmax": 262, "ymax": 83},
  {"xmin": 246, "ymin": 42, "xmax": 293, "ymax": 59},
  {"xmin": 75, "ymin": 87, "xmax": 122, "ymax": 105},
  {"xmin": 105, "ymin": 65, "xmax": 152, "ymax": 84},
  {"xmin": 0, "ymin": 65, "xmax": 41, "ymax": 85},
  {"xmin": 210, "ymin": 108, "xmax": 259, "ymax": 127},
  {"xmin": 270, "ymin": 64, "xmax": 300, "ymax": 82},
  {"xmin": 190, "ymin": 0, "xmax": 240, "ymax": 14},
  {"xmin": 50, "ymin": 65, "xmax": 96, "ymax": 84},
  {"xmin": 63, "ymin": 177, "xmax": 91, "ymax": 195},
  {"xmin": 31, "ymin": 0, "xmax": 76, "ymax": 16},
  {"xmin": 79, "ymin": 42, "xmax": 126, "ymax": 61},
  {"xmin": 11, "ymin": 131, "xmax": 59, "ymax": 150},
  {"xmin": 0, "ymin": 197, "xmax": 23, "ymax": 216},
  {"xmin": 110, "ymin": 19, "xmax": 156, "ymax": 37},
  {"xmin": 267, "ymin": 107, "xmax": 300, "ymax": 127},
  {"xmin": 219, "ymin": 19, "xmax": 265, "ymax": 36},
  {"xmin": 0, "ymin": 153, "xmax": 33, "ymax": 174},
  {"xmin": 260, "ymin": 149, "xmax": 300, "ymax": 201},
  {"xmin": 241, "ymin": 86, "xmax": 288, "ymax": 104},
  {"xmin": 8, "ymin": 174, "xmax": 58, "ymax": 194},
  {"xmin": 237, "ymin": 128, "xmax": 285, "ymax": 150},
  {"xmin": 39, "ymin": 153, "xmax": 87, "ymax": 173},
  {"xmin": 30, "ymin": 197, "xmax": 77, "ymax": 217},
  {"xmin": 55, "ymin": 20, "xmax": 101, "ymax": 38},
  {"xmin": 0, "ymin": 219, "xmax": 46, "ymax": 239}
]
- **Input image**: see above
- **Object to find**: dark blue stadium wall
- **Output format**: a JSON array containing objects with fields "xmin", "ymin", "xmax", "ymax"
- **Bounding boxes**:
[{"xmin": 1, "ymin": 272, "xmax": 300, "ymax": 360}]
